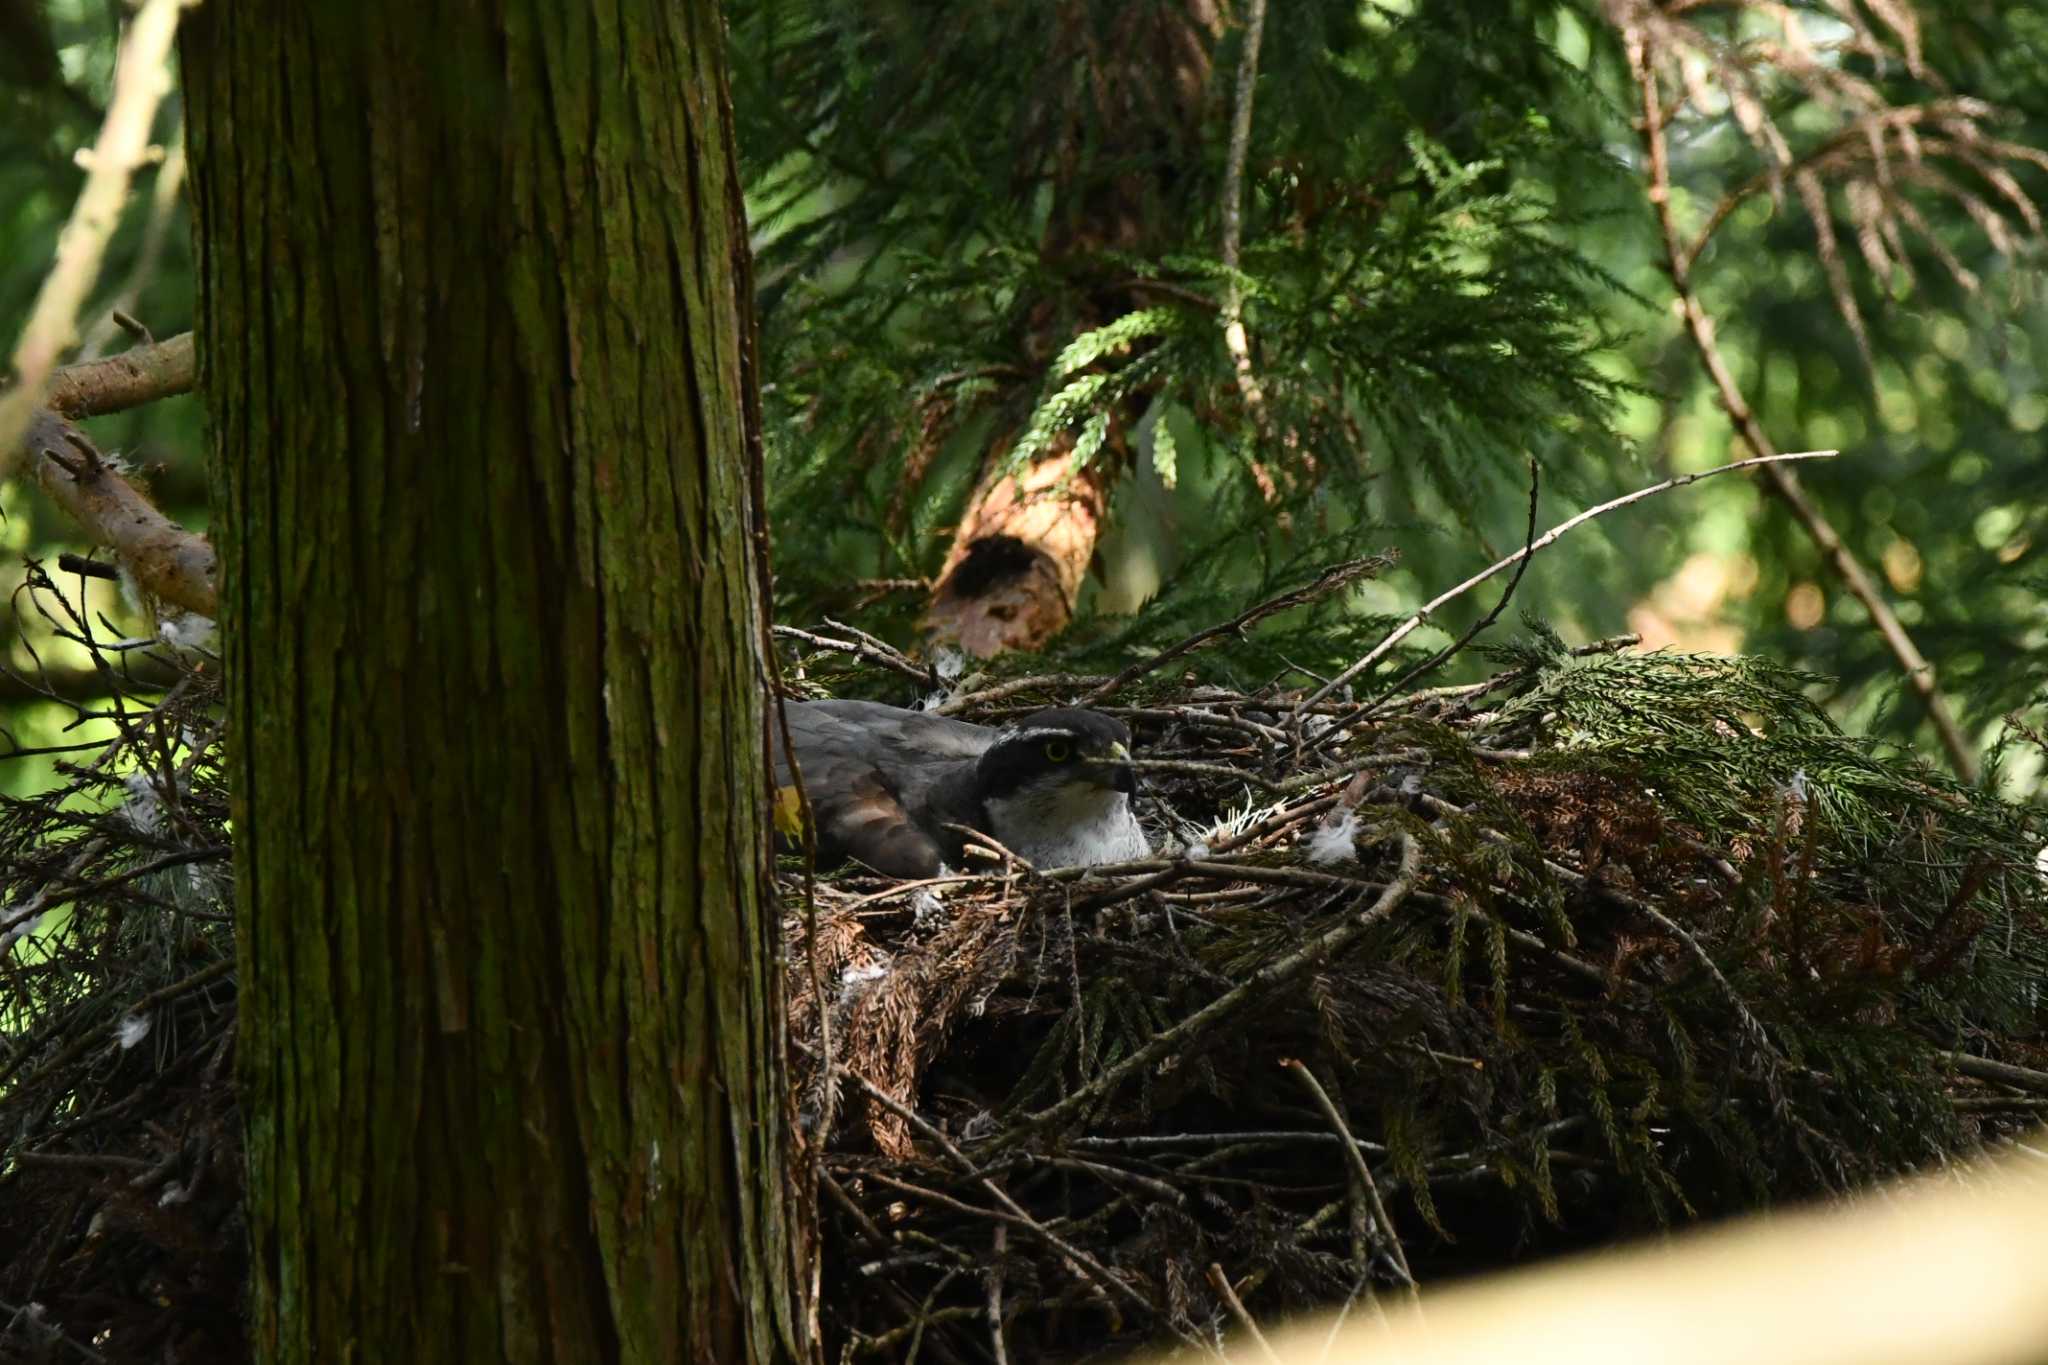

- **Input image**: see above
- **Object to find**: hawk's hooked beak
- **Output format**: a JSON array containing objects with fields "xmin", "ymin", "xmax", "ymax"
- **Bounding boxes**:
[{"xmin": 1106, "ymin": 740, "xmax": 1136, "ymax": 795}]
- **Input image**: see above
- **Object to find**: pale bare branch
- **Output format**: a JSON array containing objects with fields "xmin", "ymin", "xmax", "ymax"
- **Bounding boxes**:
[{"xmin": 0, "ymin": 0, "xmax": 194, "ymax": 474}]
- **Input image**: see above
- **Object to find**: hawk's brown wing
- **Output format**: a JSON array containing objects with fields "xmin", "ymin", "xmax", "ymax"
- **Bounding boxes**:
[
  {"xmin": 806, "ymin": 767, "xmax": 946, "ymax": 879},
  {"xmin": 772, "ymin": 700, "xmax": 995, "ymax": 878}
]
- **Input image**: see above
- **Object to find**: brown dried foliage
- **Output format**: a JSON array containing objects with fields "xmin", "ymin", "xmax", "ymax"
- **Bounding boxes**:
[{"xmin": 1608, "ymin": 0, "xmax": 2048, "ymax": 364}]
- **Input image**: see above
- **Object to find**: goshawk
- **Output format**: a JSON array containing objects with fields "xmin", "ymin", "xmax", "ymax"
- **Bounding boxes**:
[{"xmin": 773, "ymin": 699, "xmax": 1150, "ymax": 878}]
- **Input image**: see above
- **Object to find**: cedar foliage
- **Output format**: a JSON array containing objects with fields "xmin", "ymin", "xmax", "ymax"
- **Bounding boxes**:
[
  {"xmin": 8, "ymin": 572, "xmax": 2047, "ymax": 1360},
  {"xmin": 733, "ymin": 0, "xmax": 2048, "ymax": 745},
  {"xmin": 4, "ymin": 0, "xmax": 2048, "ymax": 1360},
  {"xmin": 737, "ymin": 0, "xmax": 1640, "ymax": 646}
]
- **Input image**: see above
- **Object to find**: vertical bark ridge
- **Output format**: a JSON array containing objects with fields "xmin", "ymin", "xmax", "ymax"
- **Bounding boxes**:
[{"xmin": 183, "ymin": 1, "xmax": 801, "ymax": 1359}]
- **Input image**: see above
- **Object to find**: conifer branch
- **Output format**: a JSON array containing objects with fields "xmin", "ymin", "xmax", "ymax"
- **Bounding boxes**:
[
  {"xmin": 1296, "ymin": 450, "xmax": 1838, "ymax": 715},
  {"xmin": 1622, "ymin": 27, "xmax": 1980, "ymax": 784}
]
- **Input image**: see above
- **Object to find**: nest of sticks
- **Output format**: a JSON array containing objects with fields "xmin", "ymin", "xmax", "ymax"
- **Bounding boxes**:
[
  {"xmin": 2, "ymin": 568, "xmax": 2046, "ymax": 1364},
  {"xmin": 0, "ymin": 563, "xmax": 237, "ymax": 1363},
  {"xmin": 779, "ymin": 623, "xmax": 2048, "ymax": 1361}
]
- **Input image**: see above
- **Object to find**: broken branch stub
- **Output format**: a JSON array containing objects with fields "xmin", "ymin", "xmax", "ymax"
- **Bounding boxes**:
[{"xmin": 24, "ymin": 409, "xmax": 216, "ymax": 618}]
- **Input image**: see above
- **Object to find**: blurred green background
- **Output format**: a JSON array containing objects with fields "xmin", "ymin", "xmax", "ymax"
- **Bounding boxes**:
[{"xmin": 2, "ymin": 0, "xmax": 2042, "ymax": 795}]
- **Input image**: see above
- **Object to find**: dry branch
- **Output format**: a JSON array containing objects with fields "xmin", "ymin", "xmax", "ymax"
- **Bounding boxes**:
[
  {"xmin": 22, "ymin": 410, "xmax": 217, "ymax": 617},
  {"xmin": 1614, "ymin": 6, "xmax": 2004, "ymax": 784},
  {"xmin": 1297, "ymin": 450, "xmax": 1837, "ymax": 715},
  {"xmin": 0, "ymin": 0, "xmax": 192, "ymax": 470},
  {"xmin": 1283, "ymin": 1058, "xmax": 1417, "ymax": 1297},
  {"xmin": 43, "ymin": 331, "xmax": 195, "ymax": 419}
]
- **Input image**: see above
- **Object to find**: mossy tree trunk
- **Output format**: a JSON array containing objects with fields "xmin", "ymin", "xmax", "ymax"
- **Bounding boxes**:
[{"xmin": 181, "ymin": 4, "xmax": 803, "ymax": 1362}]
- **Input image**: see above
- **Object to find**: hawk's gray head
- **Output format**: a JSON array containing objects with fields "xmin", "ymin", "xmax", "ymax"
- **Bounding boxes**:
[{"xmin": 773, "ymin": 700, "xmax": 1150, "ymax": 879}]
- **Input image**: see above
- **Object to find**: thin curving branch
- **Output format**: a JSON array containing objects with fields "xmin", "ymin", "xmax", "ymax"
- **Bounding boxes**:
[
  {"xmin": 1207, "ymin": 1262, "xmax": 1284, "ymax": 1365},
  {"xmin": 1296, "ymin": 450, "xmax": 1837, "ymax": 716},
  {"xmin": 1623, "ymin": 30, "xmax": 1980, "ymax": 784},
  {"xmin": 1283, "ymin": 1057, "xmax": 1419, "ymax": 1299},
  {"xmin": 1080, "ymin": 552, "xmax": 1393, "ymax": 706},
  {"xmin": 1353, "ymin": 461, "xmax": 1540, "ymax": 719}
]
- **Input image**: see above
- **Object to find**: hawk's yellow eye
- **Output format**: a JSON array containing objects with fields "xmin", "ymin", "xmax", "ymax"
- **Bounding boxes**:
[{"xmin": 1044, "ymin": 739, "xmax": 1072, "ymax": 763}]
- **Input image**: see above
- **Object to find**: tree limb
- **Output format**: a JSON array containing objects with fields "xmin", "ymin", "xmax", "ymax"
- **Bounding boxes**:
[
  {"xmin": 1623, "ymin": 28, "xmax": 1980, "ymax": 784},
  {"xmin": 22, "ymin": 410, "xmax": 216, "ymax": 617},
  {"xmin": 42, "ymin": 331, "xmax": 195, "ymax": 419},
  {"xmin": 0, "ymin": 0, "xmax": 193, "ymax": 472}
]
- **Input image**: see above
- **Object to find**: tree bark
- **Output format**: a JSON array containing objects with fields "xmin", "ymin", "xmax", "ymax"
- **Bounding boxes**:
[
  {"xmin": 924, "ymin": 0, "xmax": 1222, "ymax": 659},
  {"xmin": 926, "ymin": 433, "xmax": 1109, "ymax": 658},
  {"xmin": 181, "ymin": 4, "xmax": 803, "ymax": 1363}
]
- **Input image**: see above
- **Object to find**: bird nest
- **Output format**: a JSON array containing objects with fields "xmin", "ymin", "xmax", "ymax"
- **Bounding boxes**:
[
  {"xmin": 2, "ymin": 575, "xmax": 2046, "ymax": 1363},
  {"xmin": 0, "ymin": 563, "xmax": 237, "ymax": 1362},
  {"xmin": 779, "ymin": 628, "xmax": 2048, "ymax": 1360}
]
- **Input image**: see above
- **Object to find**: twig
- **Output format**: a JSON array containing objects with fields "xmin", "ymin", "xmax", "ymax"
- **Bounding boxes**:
[
  {"xmin": 1218, "ymin": 0, "xmax": 1280, "ymax": 501},
  {"xmin": 0, "ymin": 0, "xmax": 192, "ymax": 472},
  {"xmin": 0, "ymin": 836, "xmax": 110, "ymax": 949},
  {"xmin": 996, "ymin": 832, "xmax": 1421, "ymax": 1146},
  {"xmin": 43, "ymin": 331, "xmax": 194, "ymax": 419},
  {"xmin": 1207, "ymin": 1262, "xmax": 1283, "ymax": 1365},
  {"xmin": 1626, "ymin": 895, "xmax": 1785, "ymax": 1065},
  {"xmin": 1135, "ymin": 757, "xmax": 1289, "ymax": 793},
  {"xmin": 843, "ymin": 1071, "xmax": 1203, "ymax": 1348},
  {"xmin": 1282, "ymin": 1058, "xmax": 1419, "ymax": 1298},
  {"xmin": 3, "ymin": 956, "xmax": 232, "ymax": 1098},
  {"xmin": 774, "ymin": 624, "xmax": 937, "ymax": 690},
  {"xmin": 1295, "ymin": 450, "xmax": 1838, "ymax": 714},
  {"xmin": 1410, "ymin": 890, "xmax": 1609, "ymax": 989},
  {"xmin": 1940, "ymin": 1051, "xmax": 2048, "ymax": 1095},
  {"xmin": 11, "ymin": 1149, "xmax": 153, "ymax": 1175},
  {"xmin": 986, "ymin": 1226, "xmax": 1010, "ymax": 1365},
  {"xmin": 55, "ymin": 553, "xmax": 120, "ymax": 581},
  {"xmin": 1183, "ymin": 859, "xmax": 1385, "ymax": 892},
  {"xmin": 902, "ymin": 1269, "xmax": 965, "ymax": 1365},
  {"xmin": 1353, "ymin": 461, "xmax": 1538, "ymax": 718},
  {"xmin": 931, "ymin": 673, "xmax": 1112, "ymax": 716},
  {"xmin": 1080, "ymin": 554, "xmax": 1392, "ymax": 705},
  {"xmin": 1068, "ymin": 1130, "xmax": 1388, "ymax": 1155},
  {"xmin": 1061, "ymin": 796, "xmax": 1363, "ymax": 912},
  {"xmin": 1625, "ymin": 30, "xmax": 1979, "ymax": 784}
]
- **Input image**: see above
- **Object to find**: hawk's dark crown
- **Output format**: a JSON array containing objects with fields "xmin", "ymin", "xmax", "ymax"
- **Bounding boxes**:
[{"xmin": 975, "ymin": 708, "xmax": 1135, "ymax": 802}]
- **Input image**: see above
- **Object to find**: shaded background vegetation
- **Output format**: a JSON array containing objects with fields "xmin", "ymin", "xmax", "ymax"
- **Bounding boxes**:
[
  {"xmin": 2, "ymin": 2, "xmax": 2047, "ymax": 1359},
  {"xmin": 0, "ymin": 0, "xmax": 2043, "ymax": 768}
]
